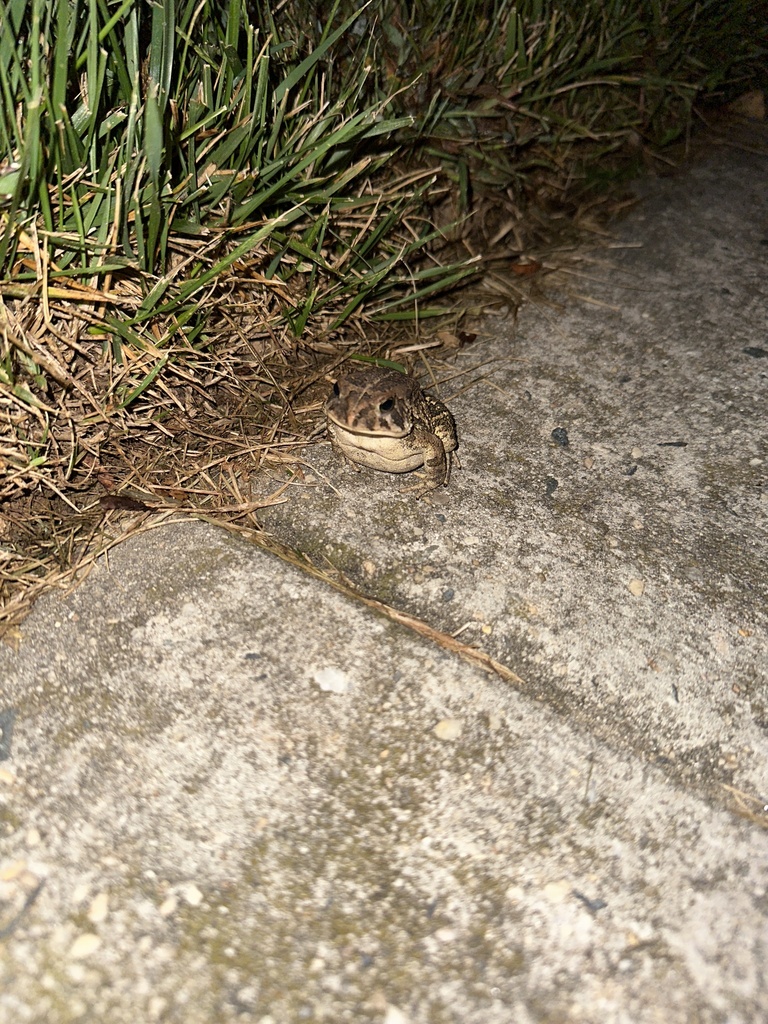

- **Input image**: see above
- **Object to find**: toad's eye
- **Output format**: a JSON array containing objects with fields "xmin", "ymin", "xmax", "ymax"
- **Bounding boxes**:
[{"xmin": 379, "ymin": 398, "xmax": 395, "ymax": 413}]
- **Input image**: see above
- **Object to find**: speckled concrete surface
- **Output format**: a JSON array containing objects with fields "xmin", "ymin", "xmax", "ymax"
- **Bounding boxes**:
[
  {"xmin": 261, "ymin": 122, "xmax": 768, "ymax": 808},
  {"xmin": 1, "ymin": 124, "xmax": 767, "ymax": 1023}
]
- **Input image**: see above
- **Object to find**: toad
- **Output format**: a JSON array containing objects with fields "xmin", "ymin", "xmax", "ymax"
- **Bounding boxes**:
[{"xmin": 325, "ymin": 365, "xmax": 458, "ymax": 497}]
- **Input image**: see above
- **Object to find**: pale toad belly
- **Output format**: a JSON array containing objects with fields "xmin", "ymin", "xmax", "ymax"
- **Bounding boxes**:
[{"xmin": 326, "ymin": 420, "xmax": 431, "ymax": 473}]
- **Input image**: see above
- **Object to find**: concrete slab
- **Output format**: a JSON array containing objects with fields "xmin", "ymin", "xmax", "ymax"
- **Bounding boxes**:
[
  {"xmin": 261, "ymin": 123, "xmax": 768, "ymax": 812},
  {"xmin": 1, "ymin": 124, "xmax": 767, "ymax": 1023}
]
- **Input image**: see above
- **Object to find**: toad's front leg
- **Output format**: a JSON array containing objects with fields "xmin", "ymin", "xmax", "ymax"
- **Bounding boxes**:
[{"xmin": 400, "ymin": 427, "xmax": 449, "ymax": 497}]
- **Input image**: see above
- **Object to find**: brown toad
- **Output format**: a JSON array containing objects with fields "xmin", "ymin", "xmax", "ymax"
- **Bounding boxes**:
[{"xmin": 325, "ymin": 365, "xmax": 458, "ymax": 497}]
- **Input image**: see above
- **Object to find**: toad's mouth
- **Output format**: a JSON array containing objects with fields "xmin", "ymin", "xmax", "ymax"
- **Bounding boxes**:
[{"xmin": 327, "ymin": 411, "xmax": 411, "ymax": 438}]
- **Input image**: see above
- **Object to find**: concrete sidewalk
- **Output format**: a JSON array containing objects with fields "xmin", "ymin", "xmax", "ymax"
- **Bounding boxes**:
[{"xmin": 1, "ymin": 122, "xmax": 767, "ymax": 1023}]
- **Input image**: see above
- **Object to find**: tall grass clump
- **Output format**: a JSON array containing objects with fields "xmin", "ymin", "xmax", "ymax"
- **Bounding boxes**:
[
  {"xmin": 290, "ymin": 0, "xmax": 766, "ymax": 207},
  {"xmin": 0, "ymin": 0, "xmax": 480, "ymax": 499}
]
